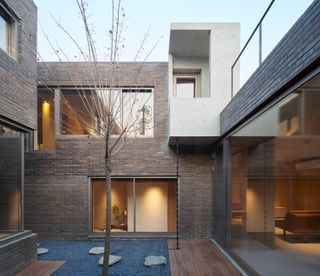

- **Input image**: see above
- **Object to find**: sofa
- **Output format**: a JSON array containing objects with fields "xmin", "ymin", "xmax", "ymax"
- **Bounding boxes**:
[{"xmin": 275, "ymin": 210, "xmax": 320, "ymax": 239}]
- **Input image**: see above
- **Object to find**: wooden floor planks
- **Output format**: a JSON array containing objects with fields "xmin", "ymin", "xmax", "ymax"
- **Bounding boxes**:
[
  {"xmin": 168, "ymin": 240, "xmax": 241, "ymax": 276},
  {"xmin": 16, "ymin": 260, "xmax": 65, "ymax": 276}
]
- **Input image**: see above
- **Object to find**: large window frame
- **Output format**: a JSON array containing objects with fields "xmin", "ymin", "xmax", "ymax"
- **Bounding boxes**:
[
  {"xmin": 88, "ymin": 176, "xmax": 178, "ymax": 237},
  {"xmin": 37, "ymin": 87, "xmax": 154, "ymax": 150},
  {"xmin": 59, "ymin": 87, "xmax": 154, "ymax": 138},
  {"xmin": 219, "ymin": 70, "xmax": 320, "ymax": 274}
]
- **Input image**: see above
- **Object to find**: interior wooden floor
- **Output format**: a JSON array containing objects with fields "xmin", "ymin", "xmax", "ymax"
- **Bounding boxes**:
[
  {"xmin": 168, "ymin": 240, "xmax": 241, "ymax": 276},
  {"xmin": 16, "ymin": 261, "xmax": 65, "ymax": 276}
]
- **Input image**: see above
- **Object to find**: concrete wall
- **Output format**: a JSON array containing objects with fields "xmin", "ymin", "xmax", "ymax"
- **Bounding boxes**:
[
  {"xmin": 169, "ymin": 23, "xmax": 240, "ymax": 138},
  {"xmin": 0, "ymin": 0, "xmax": 37, "ymax": 129},
  {"xmin": 210, "ymin": 23, "xmax": 240, "ymax": 109},
  {"xmin": 170, "ymin": 98, "xmax": 220, "ymax": 137},
  {"xmin": 25, "ymin": 62, "xmax": 213, "ymax": 240},
  {"xmin": 220, "ymin": 0, "xmax": 320, "ymax": 135}
]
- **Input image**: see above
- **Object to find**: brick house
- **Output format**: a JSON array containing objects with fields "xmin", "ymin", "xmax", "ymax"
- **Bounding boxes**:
[{"xmin": 1, "ymin": 0, "xmax": 320, "ymax": 274}]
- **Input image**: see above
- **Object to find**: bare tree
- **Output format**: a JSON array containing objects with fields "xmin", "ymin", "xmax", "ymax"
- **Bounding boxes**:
[{"xmin": 38, "ymin": 0, "xmax": 160, "ymax": 274}]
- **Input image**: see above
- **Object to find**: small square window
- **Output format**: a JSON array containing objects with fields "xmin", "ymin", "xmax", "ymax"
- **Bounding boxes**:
[{"xmin": 173, "ymin": 75, "xmax": 200, "ymax": 98}]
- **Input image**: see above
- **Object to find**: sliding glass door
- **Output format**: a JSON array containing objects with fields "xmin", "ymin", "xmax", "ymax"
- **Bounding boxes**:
[{"xmin": 91, "ymin": 178, "xmax": 177, "ymax": 234}]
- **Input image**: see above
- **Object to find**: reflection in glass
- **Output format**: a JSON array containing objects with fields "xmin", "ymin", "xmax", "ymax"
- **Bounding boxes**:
[
  {"xmin": 61, "ymin": 89, "xmax": 153, "ymax": 136},
  {"xmin": 229, "ymin": 75, "xmax": 320, "ymax": 275},
  {"xmin": 0, "ymin": 124, "xmax": 22, "ymax": 239},
  {"xmin": 0, "ymin": 15, "xmax": 9, "ymax": 52}
]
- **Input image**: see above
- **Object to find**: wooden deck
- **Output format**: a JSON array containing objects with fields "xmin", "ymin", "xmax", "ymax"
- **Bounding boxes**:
[
  {"xmin": 16, "ymin": 260, "xmax": 65, "ymax": 276},
  {"xmin": 168, "ymin": 240, "xmax": 241, "ymax": 276}
]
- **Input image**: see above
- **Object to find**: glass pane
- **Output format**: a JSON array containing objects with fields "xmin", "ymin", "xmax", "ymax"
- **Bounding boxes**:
[
  {"xmin": 92, "ymin": 179, "xmax": 132, "ymax": 233},
  {"xmin": 229, "ymin": 74, "xmax": 320, "ymax": 275},
  {"xmin": 61, "ymin": 89, "xmax": 95, "ymax": 135},
  {"xmin": 61, "ymin": 89, "xmax": 153, "ymax": 136},
  {"xmin": 122, "ymin": 90, "xmax": 153, "ymax": 136},
  {"xmin": 135, "ymin": 179, "xmax": 177, "ymax": 232},
  {"xmin": 176, "ymin": 78, "xmax": 195, "ymax": 98},
  {"xmin": 38, "ymin": 89, "xmax": 55, "ymax": 149},
  {"xmin": 0, "ymin": 124, "xmax": 21, "ymax": 238},
  {"xmin": 0, "ymin": 15, "xmax": 9, "ymax": 52}
]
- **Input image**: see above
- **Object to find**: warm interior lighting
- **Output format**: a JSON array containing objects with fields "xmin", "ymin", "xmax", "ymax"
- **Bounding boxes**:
[
  {"xmin": 88, "ymin": 129, "xmax": 95, "ymax": 135},
  {"xmin": 295, "ymin": 159, "xmax": 320, "ymax": 171},
  {"xmin": 41, "ymin": 100, "xmax": 55, "ymax": 149}
]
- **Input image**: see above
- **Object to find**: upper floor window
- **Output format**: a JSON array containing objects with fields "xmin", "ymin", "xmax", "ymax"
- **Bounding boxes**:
[
  {"xmin": 61, "ymin": 88, "xmax": 154, "ymax": 137},
  {"xmin": 0, "ymin": 7, "xmax": 18, "ymax": 59},
  {"xmin": 173, "ymin": 75, "xmax": 200, "ymax": 98}
]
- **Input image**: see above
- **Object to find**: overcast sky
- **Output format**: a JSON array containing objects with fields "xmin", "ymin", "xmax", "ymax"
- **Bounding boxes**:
[{"xmin": 33, "ymin": 0, "xmax": 314, "ymax": 62}]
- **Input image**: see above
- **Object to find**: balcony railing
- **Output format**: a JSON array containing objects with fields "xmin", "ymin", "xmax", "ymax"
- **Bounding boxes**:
[{"xmin": 231, "ymin": 0, "xmax": 314, "ymax": 98}]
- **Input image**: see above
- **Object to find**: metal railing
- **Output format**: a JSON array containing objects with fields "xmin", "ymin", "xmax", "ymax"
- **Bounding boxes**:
[
  {"xmin": 230, "ymin": 0, "xmax": 313, "ymax": 98},
  {"xmin": 231, "ymin": 0, "xmax": 275, "ymax": 98}
]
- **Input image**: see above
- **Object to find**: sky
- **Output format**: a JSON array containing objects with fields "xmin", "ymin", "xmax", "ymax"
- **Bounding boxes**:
[{"xmin": 33, "ymin": 0, "xmax": 314, "ymax": 62}]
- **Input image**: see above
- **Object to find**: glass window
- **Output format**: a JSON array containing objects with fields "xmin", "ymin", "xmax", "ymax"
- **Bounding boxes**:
[
  {"xmin": 121, "ymin": 89, "xmax": 153, "ymax": 136},
  {"xmin": 38, "ymin": 89, "xmax": 55, "ymax": 149},
  {"xmin": 228, "ymin": 74, "xmax": 320, "ymax": 275},
  {"xmin": 0, "ymin": 124, "xmax": 22, "ymax": 239},
  {"xmin": 0, "ymin": 9, "xmax": 17, "ymax": 58},
  {"xmin": 93, "ymin": 179, "xmax": 132, "ymax": 233},
  {"xmin": 92, "ymin": 178, "xmax": 177, "ymax": 233},
  {"xmin": 174, "ymin": 75, "xmax": 200, "ymax": 98},
  {"xmin": 61, "ymin": 88, "xmax": 153, "ymax": 137},
  {"xmin": 135, "ymin": 179, "xmax": 177, "ymax": 232},
  {"xmin": 61, "ymin": 89, "xmax": 95, "ymax": 135},
  {"xmin": 0, "ymin": 14, "xmax": 9, "ymax": 52}
]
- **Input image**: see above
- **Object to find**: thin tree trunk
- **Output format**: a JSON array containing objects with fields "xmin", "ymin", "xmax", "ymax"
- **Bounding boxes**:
[{"xmin": 102, "ymin": 142, "xmax": 112, "ymax": 275}]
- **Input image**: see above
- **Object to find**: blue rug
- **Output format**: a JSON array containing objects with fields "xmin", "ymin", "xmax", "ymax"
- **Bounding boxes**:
[{"xmin": 38, "ymin": 240, "xmax": 170, "ymax": 276}]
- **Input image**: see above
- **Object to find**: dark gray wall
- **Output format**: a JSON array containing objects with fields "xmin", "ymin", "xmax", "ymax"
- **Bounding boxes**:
[
  {"xmin": 221, "ymin": 0, "xmax": 320, "ymax": 135},
  {"xmin": 0, "ymin": 233, "xmax": 37, "ymax": 275},
  {"xmin": 0, "ymin": 0, "xmax": 37, "ymax": 129}
]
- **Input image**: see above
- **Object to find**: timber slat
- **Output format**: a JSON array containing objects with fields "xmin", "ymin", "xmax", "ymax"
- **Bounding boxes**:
[
  {"xmin": 16, "ymin": 260, "xmax": 65, "ymax": 276},
  {"xmin": 168, "ymin": 240, "xmax": 241, "ymax": 276}
]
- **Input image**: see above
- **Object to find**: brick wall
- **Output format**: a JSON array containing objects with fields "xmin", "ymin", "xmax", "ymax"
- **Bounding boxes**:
[
  {"xmin": 220, "ymin": 0, "xmax": 320, "ymax": 135},
  {"xmin": 0, "ymin": 233, "xmax": 38, "ymax": 275},
  {"xmin": 0, "ymin": 0, "xmax": 37, "ymax": 129},
  {"xmin": 25, "ymin": 62, "xmax": 213, "ymax": 239}
]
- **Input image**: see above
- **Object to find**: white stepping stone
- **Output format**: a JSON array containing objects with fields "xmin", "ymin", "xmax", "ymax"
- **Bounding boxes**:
[
  {"xmin": 144, "ymin": 256, "xmax": 166, "ymax": 267},
  {"xmin": 98, "ymin": 255, "xmax": 122, "ymax": 266},
  {"xmin": 37, "ymin": 248, "xmax": 49, "ymax": 255},
  {"xmin": 89, "ymin": 247, "xmax": 104, "ymax": 255}
]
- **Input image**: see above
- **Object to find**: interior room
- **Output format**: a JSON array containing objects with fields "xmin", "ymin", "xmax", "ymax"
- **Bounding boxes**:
[
  {"xmin": 229, "ymin": 74, "xmax": 320, "ymax": 275},
  {"xmin": 92, "ymin": 178, "xmax": 177, "ymax": 234}
]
